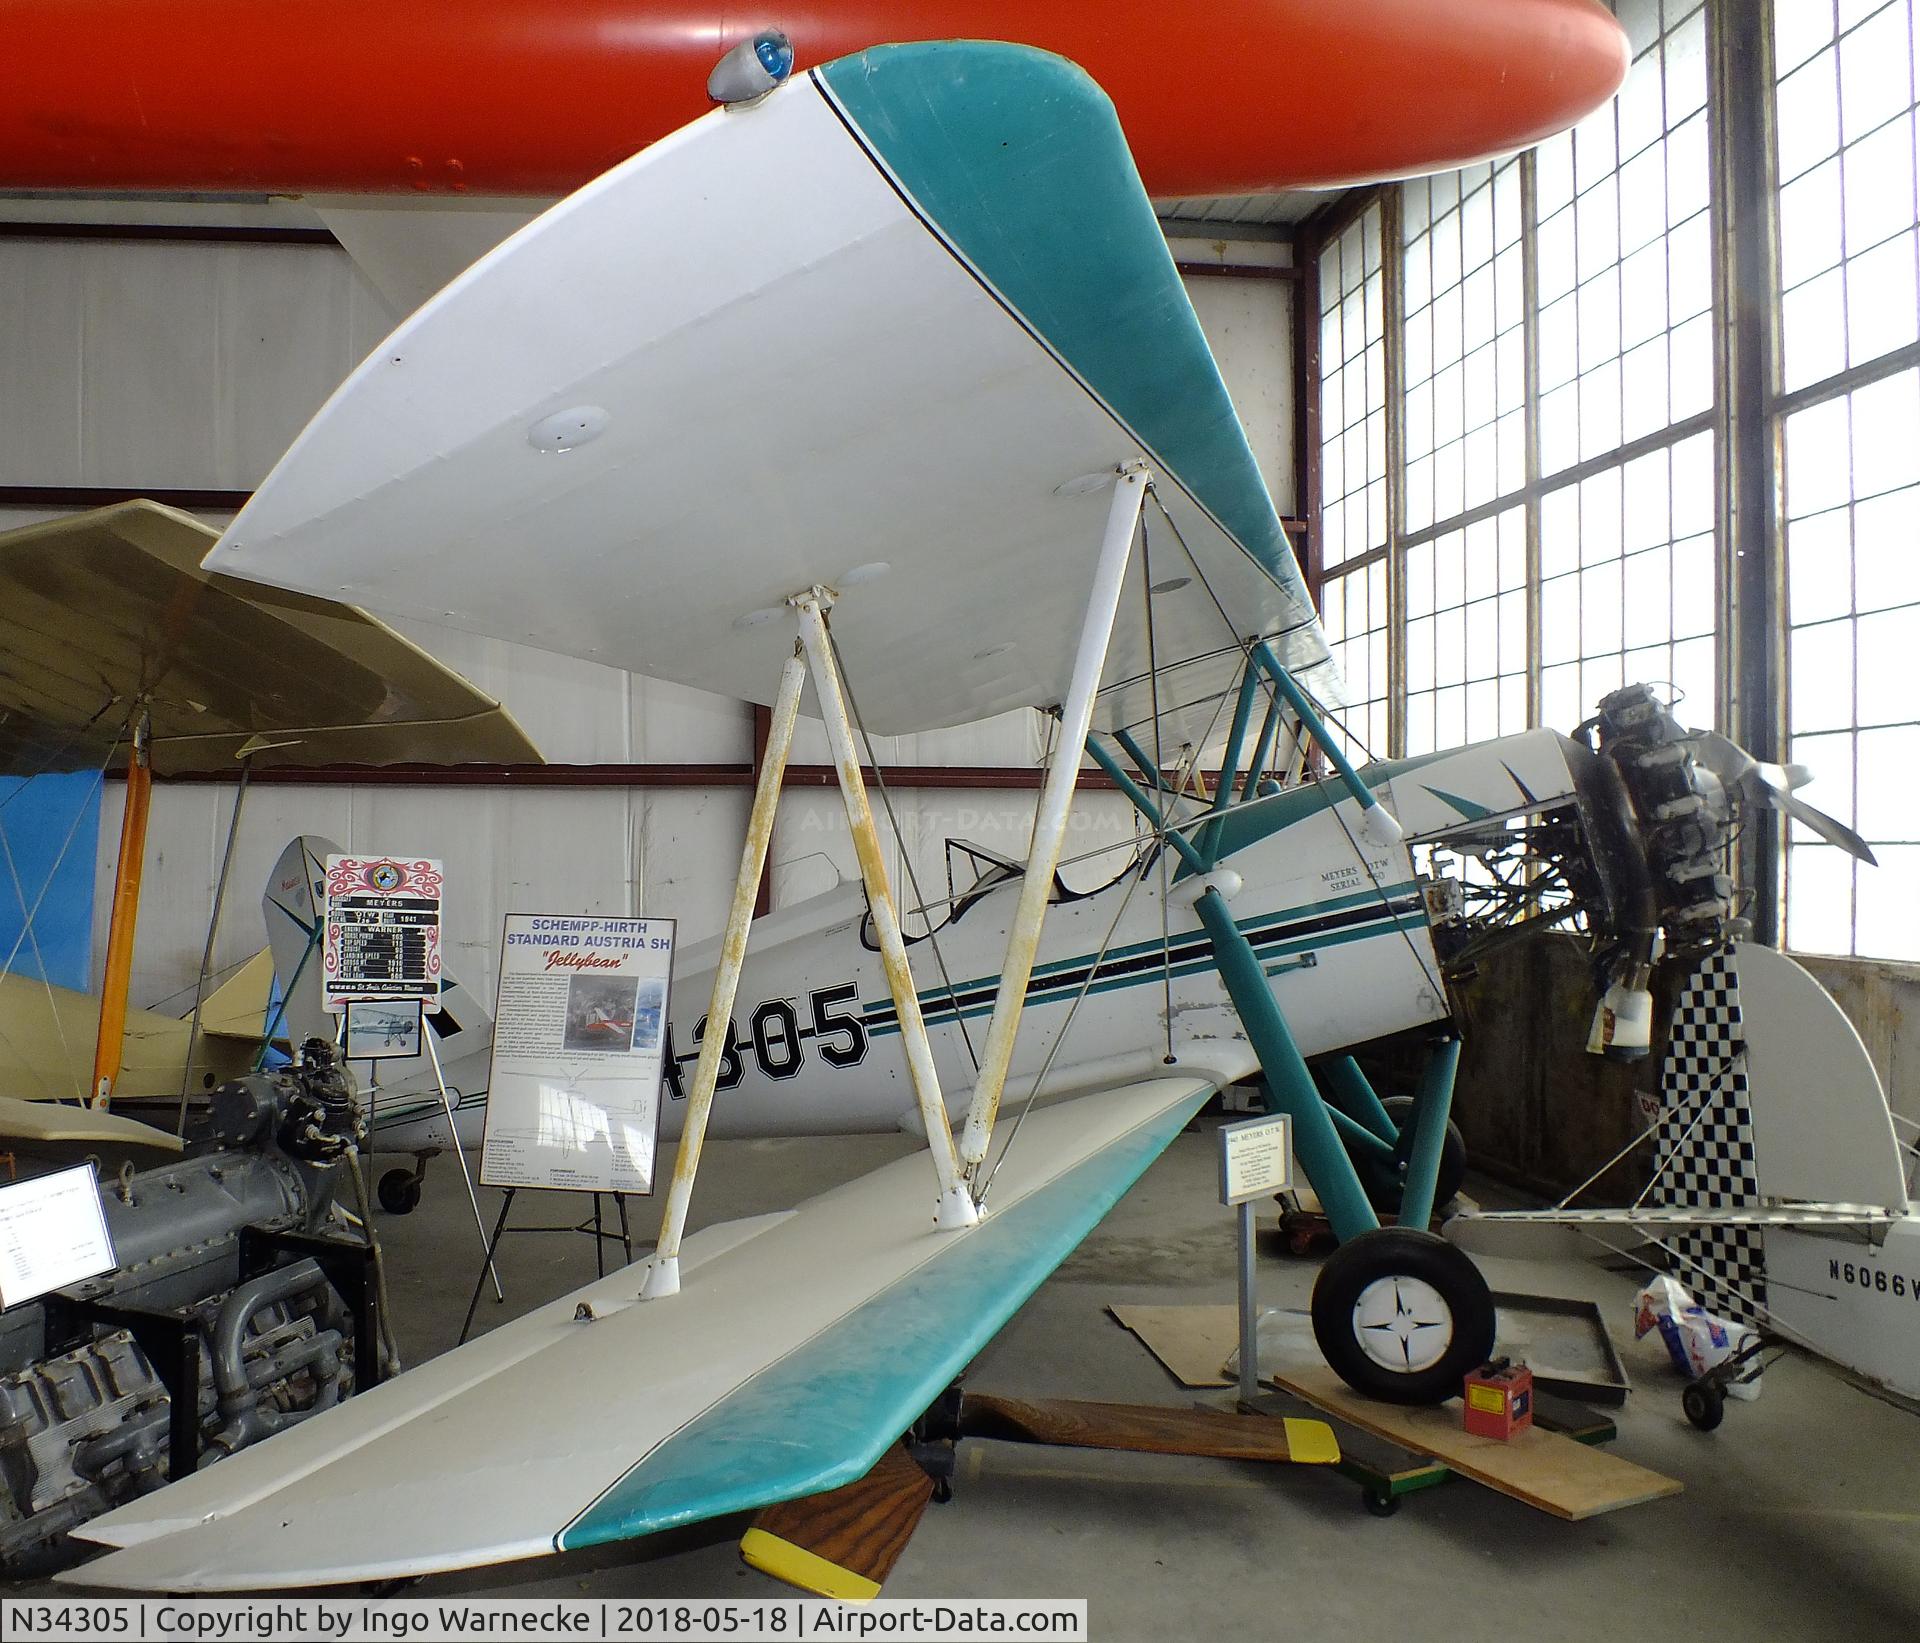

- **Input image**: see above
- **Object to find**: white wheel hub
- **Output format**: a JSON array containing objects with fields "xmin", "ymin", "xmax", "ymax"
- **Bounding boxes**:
[{"xmin": 1352, "ymin": 1274, "xmax": 1454, "ymax": 1373}]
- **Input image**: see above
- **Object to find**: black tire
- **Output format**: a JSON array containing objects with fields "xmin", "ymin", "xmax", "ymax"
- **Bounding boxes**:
[
  {"xmin": 1362, "ymin": 1488, "xmax": 1401, "ymax": 1518},
  {"xmin": 1682, "ymin": 1381, "xmax": 1725, "ymax": 1432},
  {"xmin": 1361, "ymin": 1096, "xmax": 1467, "ymax": 1222},
  {"xmin": 1311, "ymin": 1227, "xmax": 1496, "ymax": 1405},
  {"xmin": 378, "ymin": 1168, "xmax": 422, "ymax": 1215}
]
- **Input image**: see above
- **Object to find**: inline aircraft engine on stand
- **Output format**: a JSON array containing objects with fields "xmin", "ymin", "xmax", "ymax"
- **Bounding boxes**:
[{"xmin": 0, "ymin": 1040, "xmax": 380, "ymax": 1571}]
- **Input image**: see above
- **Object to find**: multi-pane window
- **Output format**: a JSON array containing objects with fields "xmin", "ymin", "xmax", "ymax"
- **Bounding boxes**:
[
  {"xmin": 1402, "ymin": 161, "xmax": 1527, "ymax": 537},
  {"xmin": 1537, "ymin": 430, "xmax": 1717, "ymax": 733},
  {"xmin": 1320, "ymin": 559, "xmax": 1389, "ymax": 758},
  {"xmin": 1775, "ymin": 1, "xmax": 1920, "ymax": 960},
  {"xmin": 1404, "ymin": 509, "xmax": 1528, "ymax": 754},
  {"xmin": 1317, "ymin": 204, "xmax": 1390, "ymax": 756},
  {"xmin": 1534, "ymin": 1, "xmax": 1713, "ymax": 477},
  {"xmin": 1774, "ymin": 0, "xmax": 1920, "ymax": 394},
  {"xmin": 1306, "ymin": 0, "xmax": 1919, "ymax": 959},
  {"xmin": 1398, "ymin": 159, "xmax": 1532, "ymax": 749},
  {"xmin": 1318, "ymin": 207, "xmax": 1387, "ymax": 573},
  {"xmin": 1782, "ymin": 369, "xmax": 1920, "ymax": 959}
]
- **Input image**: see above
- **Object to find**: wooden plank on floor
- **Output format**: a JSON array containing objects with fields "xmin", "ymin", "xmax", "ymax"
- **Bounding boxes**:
[
  {"xmin": 742, "ymin": 1444, "xmax": 934, "ymax": 1600},
  {"xmin": 1268, "ymin": 1364, "xmax": 1683, "ymax": 1520},
  {"xmin": 1107, "ymin": 1303, "xmax": 1234, "ymax": 1388},
  {"xmin": 960, "ymin": 1393, "xmax": 1339, "ymax": 1464}
]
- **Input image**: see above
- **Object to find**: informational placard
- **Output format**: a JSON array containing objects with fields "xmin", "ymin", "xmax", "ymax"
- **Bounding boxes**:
[
  {"xmin": 343, "ymin": 998, "xmax": 424, "ymax": 1061},
  {"xmin": 0, "ymin": 1163, "xmax": 116, "ymax": 1307},
  {"xmin": 1219, "ymin": 1113, "xmax": 1293, "ymax": 1206},
  {"xmin": 323, "ymin": 855, "xmax": 444, "ymax": 1014},
  {"xmin": 480, "ymin": 913, "xmax": 675, "ymax": 1194}
]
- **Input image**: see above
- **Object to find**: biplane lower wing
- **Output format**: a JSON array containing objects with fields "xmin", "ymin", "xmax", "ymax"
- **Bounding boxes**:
[{"xmin": 67, "ymin": 1073, "xmax": 1218, "ymax": 1591}]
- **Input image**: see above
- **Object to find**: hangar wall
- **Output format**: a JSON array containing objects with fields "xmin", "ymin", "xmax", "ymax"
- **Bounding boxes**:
[{"xmin": 0, "ymin": 229, "xmax": 1292, "ymax": 1021}]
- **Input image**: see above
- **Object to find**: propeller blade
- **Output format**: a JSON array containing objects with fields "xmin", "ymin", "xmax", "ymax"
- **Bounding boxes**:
[
  {"xmin": 1779, "ymin": 791, "xmax": 1879, "ymax": 865},
  {"xmin": 1693, "ymin": 731, "xmax": 1875, "ymax": 861}
]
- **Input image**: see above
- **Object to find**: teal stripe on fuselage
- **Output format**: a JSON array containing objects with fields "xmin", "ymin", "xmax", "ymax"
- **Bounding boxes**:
[
  {"xmin": 873, "ymin": 912, "xmax": 1430, "ymax": 1034},
  {"xmin": 863, "ymin": 885, "xmax": 1424, "ymax": 1037},
  {"xmin": 816, "ymin": 44, "xmax": 1310, "ymax": 619},
  {"xmin": 558, "ymin": 1086, "xmax": 1205, "ymax": 1550}
]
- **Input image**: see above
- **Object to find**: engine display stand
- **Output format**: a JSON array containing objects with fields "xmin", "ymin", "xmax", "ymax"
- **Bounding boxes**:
[{"xmin": 42, "ymin": 1221, "xmax": 384, "ymax": 1482}]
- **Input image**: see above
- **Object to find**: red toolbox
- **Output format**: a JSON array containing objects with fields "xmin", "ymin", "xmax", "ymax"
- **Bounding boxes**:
[{"xmin": 1463, "ymin": 1359, "xmax": 1534, "ymax": 1440}]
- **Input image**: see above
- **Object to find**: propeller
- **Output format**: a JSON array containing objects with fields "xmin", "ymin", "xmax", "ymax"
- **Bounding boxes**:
[{"xmin": 1693, "ymin": 730, "xmax": 1878, "ymax": 865}]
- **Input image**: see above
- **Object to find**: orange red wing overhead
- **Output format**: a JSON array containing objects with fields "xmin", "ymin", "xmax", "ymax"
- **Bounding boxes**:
[{"xmin": 0, "ymin": 0, "xmax": 1626, "ymax": 199}]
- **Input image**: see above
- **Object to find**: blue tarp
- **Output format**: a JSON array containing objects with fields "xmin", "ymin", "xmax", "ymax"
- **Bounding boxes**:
[{"xmin": 0, "ymin": 771, "xmax": 102, "ymax": 992}]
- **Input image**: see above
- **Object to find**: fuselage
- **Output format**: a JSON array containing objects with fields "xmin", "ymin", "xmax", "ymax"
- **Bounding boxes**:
[{"xmin": 367, "ymin": 727, "xmax": 1587, "ymax": 1154}]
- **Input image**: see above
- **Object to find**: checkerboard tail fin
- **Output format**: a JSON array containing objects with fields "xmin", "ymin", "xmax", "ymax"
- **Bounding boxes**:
[{"xmin": 1650, "ymin": 941, "xmax": 1909, "ymax": 1323}]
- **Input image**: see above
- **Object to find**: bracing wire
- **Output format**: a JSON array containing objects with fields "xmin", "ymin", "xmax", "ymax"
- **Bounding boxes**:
[
  {"xmin": 1140, "ymin": 502, "xmax": 1176, "ymax": 1063},
  {"xmin": 0, "ymin": 820, "xmax": 78, "ymax": 1100},
  {"xmin": 977, "ymin": 844, "xmax": 1160, "ymax": 1205},
  {"xmin": 0, "ymin": 727, "xmax": 126, "ymax": 1102}
]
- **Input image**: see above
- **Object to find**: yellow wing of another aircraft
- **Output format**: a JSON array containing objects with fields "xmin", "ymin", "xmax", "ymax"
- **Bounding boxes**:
[
  {"xmin": 0, "ymin": 500, "xmax": 539, "ymax": 774},
  {"xmin": 0, "ymin": 501, "xmax": 543, "ymax": 1146}
]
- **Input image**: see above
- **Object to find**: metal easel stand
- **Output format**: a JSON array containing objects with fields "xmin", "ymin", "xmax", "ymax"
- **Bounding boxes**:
[
  {"xmin": 422, "ymin": 1026, "xmax": 505, "ymax": 1304},
  {"xmin": 458, "ymin": 1187, "xmax": 635, "ymax": 1344}
]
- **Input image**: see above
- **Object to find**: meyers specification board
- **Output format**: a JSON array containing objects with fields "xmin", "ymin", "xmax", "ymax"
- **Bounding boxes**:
[
  {"xmin": 1219, "ymin": 1113, "xmax": 1293, "ymax": 1206},
  {"xmin": 324, "ymin": 856, "xmax": 444, "ymax": 1013},
  {"xmin": 480, "ymin": 914, "xmax": 675, "ymax": 1194}
]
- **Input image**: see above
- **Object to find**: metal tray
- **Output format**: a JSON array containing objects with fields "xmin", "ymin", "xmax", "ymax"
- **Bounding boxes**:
[{"xmin": 1491, "ymin": 1291, "xmax": 1631, "ymax": 1406}]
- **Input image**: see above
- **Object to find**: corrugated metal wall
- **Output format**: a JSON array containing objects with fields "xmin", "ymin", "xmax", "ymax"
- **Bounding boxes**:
[{"xmin": 0, "ymin": 230, "xmax": 1293, "ymax": 1017}]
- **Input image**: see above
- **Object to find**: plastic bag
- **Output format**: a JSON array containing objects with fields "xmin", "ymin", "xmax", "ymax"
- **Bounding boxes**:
[{"xmin": 1632, "ymin": 1274, "xmax": 1763, "ymax": 1400}]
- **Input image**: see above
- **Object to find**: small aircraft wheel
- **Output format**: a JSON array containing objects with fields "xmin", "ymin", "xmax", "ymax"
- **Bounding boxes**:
[
  {"xmin": 1362, "ymin": 1487, "xmax": 1401, "ymax": 1519},
  {"xmin": 1311, "ymin": 1227, "xmax": 1496, "ymax": 1405},
  {"xmin": 1362, "ymin": 1097, "xmax": 1467, "ymax": 1222},
  {"xmin": 378, "ymin": 1168, "xmax": 423, "ymax": 1216},
  {"xmin": 1682, "ymin": 1380, "xmax": 1726, "ymax": 1432}
]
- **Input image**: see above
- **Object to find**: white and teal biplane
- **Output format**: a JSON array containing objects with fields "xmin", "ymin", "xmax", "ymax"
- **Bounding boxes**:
[{"xmin": 63, "ymin": 38, "xmax": 1891, "ymax": 1592}]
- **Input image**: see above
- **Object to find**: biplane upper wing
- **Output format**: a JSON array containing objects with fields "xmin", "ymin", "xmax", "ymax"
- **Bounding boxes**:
[
  {"xmin": 0, "ymin": 500, "xmax": 540, "ymax": 775},
  {"xmin": 68, "ymin": 1071, "xmax": 1228, "ymax": 1590},
  {"xmin": 200, "ymin": 41, "xmax": 1339, "ymax": 741}
]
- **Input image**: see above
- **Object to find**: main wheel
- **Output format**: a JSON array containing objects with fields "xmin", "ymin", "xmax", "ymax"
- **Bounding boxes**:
[
  {"xmin": 1311, "ymin": 1227, "xmax": 1496, "ymax": 1405},
  {"xmin": 378, "ymin": 1168, "xmax": 423, "ymax": 1215},
  {"xmin": 1361, "ymin": 1096, "xmax": 1467, "ymax": 1222}
]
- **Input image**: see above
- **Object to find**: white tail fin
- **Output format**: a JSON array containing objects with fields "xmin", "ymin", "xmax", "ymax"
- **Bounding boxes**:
[{"xmin": 261, "ymin": 836, "xmax": 493, "ymax": 1070}]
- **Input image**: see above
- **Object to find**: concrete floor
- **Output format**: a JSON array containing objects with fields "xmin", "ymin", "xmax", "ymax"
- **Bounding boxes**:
[{"xmin": 62, "ymin": 1118, "xmax": 1920, "ymax": 1635}]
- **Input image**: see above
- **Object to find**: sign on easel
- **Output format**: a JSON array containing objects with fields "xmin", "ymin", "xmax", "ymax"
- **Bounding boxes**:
[
  {"xmin": 479, "ymin": 914, "xmax": 675, "ymax": 1195},
  {"xmin": 323, "ymin": 856, "xmax": 444, "ymax": 1013},
  {"xmin": 0, "ymin": 1164, "xmax": 115, "ymax": 1307}
]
